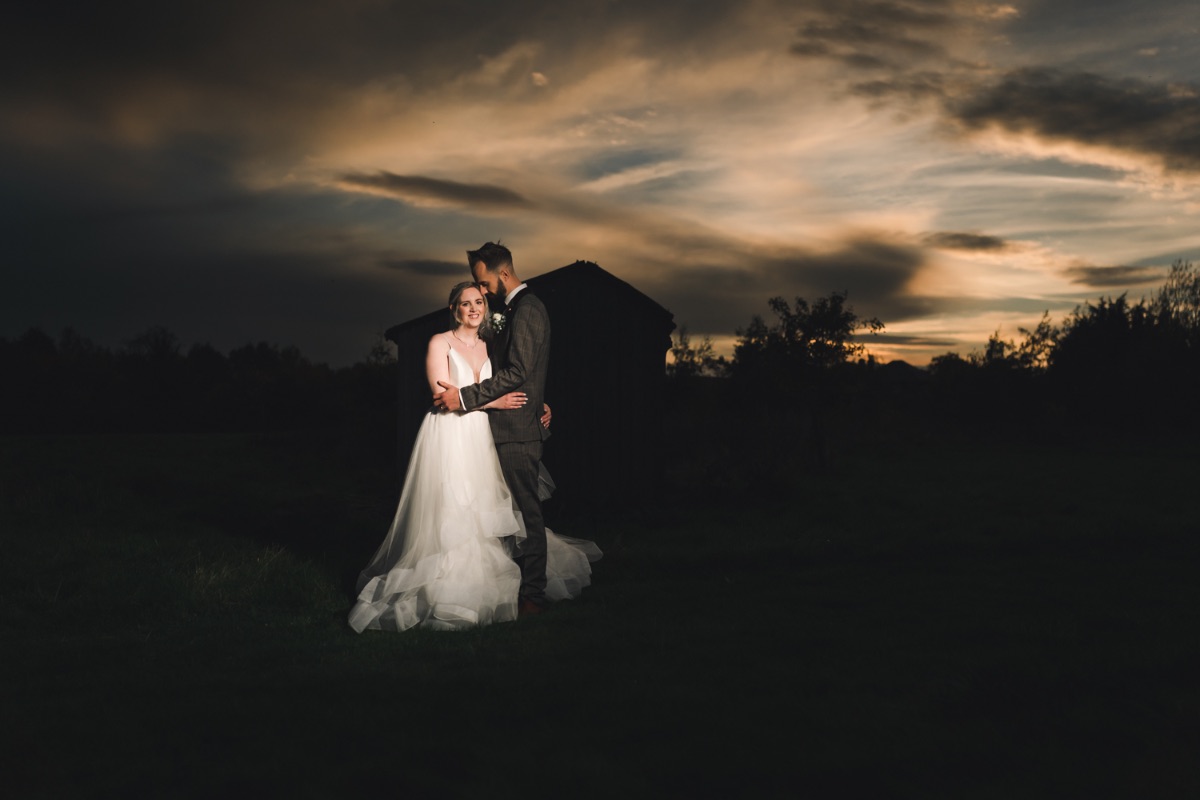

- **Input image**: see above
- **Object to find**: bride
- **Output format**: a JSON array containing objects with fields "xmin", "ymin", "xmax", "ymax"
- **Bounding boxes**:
[{"xmin": 348, "ymin": 281, "xmax": 601, "ymax": 632}]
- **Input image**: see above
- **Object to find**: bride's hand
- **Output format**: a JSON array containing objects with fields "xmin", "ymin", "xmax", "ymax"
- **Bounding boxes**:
[
  {"xmin": 541, "ymin": 403, "xmax": 552, "ymax": 428},
  {"xmin": 489, "ymin": 391, "xmax": 528, "ymax": 410}
]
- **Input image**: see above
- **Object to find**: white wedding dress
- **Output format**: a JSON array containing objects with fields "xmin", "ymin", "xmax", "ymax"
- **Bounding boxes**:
[{"xmin": 348, "ymin": 345, "xmax": 601, "ymax": 633}]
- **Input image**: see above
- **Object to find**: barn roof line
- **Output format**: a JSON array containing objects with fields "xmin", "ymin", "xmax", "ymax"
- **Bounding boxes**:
[{"xmin": 385, "ymin": 260, "xmax": 673, "ymax": 342}]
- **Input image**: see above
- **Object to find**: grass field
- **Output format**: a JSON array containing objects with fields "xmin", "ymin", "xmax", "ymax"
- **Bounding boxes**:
[{"xmin": 2, "ymin": 430, "xmax": 1199, "ymax": 798}]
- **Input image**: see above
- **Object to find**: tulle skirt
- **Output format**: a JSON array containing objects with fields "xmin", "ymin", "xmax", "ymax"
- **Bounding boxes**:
[{"xmin": 348, "ymin": 409, "xmax": 599, "ymax": 633}]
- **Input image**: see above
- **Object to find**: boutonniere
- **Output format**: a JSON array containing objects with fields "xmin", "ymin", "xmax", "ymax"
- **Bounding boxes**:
[{"xmin": 491, "ymin": 312, "xmax": 507, "ymax": 333}]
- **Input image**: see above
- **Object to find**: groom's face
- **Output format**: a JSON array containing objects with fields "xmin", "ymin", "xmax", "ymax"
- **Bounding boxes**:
[{"xmin": 472, "ymin": 261, "xmax": 505, "ymax": 300}]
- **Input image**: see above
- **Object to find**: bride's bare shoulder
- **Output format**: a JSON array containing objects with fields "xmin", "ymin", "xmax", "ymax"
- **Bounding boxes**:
[{"xmin": 427, "ymin": 332, "xmax": 451, "ymax": 354}]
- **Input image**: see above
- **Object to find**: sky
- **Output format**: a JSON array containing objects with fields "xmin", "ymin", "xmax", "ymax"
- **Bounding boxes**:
[{"xmin": 3, "ymin": 0, "xmax": 1199, "ymax": 365}]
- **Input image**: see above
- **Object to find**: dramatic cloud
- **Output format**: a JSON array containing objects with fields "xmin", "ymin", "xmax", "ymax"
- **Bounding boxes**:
[
  {"xmin": 783, "ymin": 238, "xmax": 925, "ymax": 302},
  {"xmin": 948, "ymin": 68, "xmax": 1200, "ymax": 175},
  {"xmin": 923, "ymin": 232, "xmax": 1012, "ymax": 252},
  {"xmin": 789, "ymin": 1, "xmax": 1200, "ymax": 184},
  {"xmin": 637, "ymin": 231, "xmax": 938, "ymax": 338},
  {"xmin": 1063, "ymin": 264, "xmax": 1166, "ymax": 289}
]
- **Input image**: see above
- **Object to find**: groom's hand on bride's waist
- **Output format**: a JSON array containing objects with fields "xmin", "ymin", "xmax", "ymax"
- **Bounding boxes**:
[{"xmin": 434, "ymin": 381, "xmax": 463, "ymax": 412}]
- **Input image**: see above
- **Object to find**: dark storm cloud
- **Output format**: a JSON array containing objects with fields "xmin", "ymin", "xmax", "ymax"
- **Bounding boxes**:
[
  {"xmin": 922, "ymin": 231, "xmax": 1011, "ymax": 251},
  {"xmin": 0, "ymin": 0, "xmax": 769, "ymax": 123},
  {"xmin": 626, "ymin": 224, "xmax": 930, "ymax": 324},
  {"xmin": 1063, "ymin": 264, "xmax": 1165, "ymax": 288},
  {"xmin": 0, "ymin": 0, "xmax": 748, "ymax": 365},
  {"xmin": 643, "ymin": 232, "xmax": 937, "ymax": 336},
  {"xmin": 787, "ymin": 3, "xmax": 1200, "ymax": 177},
  {"xmin": 340, "ymin": 172, "xmax": 533, "ymax": 210},
  {"xmin": 781, "ymin": 238, "xmax": 925, "ymax": 300},
  {"xmin": 948, "ymin": 68, "xmax": 1200, "ymax": 173},
  {"xmin": 0, "ymin": 139, "xmax": 434, "ymax": 365}
]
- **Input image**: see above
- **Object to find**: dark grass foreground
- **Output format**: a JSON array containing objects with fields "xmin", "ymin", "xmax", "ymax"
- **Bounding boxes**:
[{"xmin": 2, "ymin": 433, "xmax": 1199, "ymax": 798}]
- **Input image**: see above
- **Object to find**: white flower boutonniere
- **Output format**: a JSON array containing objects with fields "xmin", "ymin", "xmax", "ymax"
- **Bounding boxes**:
[{"xmin": 491, "ymin": 312, "xmax": 507, "ymax": 333}]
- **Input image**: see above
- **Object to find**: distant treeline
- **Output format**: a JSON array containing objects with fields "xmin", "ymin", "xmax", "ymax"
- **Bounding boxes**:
[
  {"xmin": 664, "ymin": 260, "xmax": 1200, "ymax": 491},
  {"xmin": 0, "ymin": 326, "xmax": 397, "ymax": 440},
  {"xmin": 918, "ymin": 260, "xmax": 1200, "ymax": 434},
  {"xmin": 6, "ymin": 260, "xmax": 1198, "ymax": 488}
]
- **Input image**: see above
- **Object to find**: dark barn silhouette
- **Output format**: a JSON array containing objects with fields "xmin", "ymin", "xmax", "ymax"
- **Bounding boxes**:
[{"xmin": 386, "ymin": 261, "xmax": 675, "ymax": 514}]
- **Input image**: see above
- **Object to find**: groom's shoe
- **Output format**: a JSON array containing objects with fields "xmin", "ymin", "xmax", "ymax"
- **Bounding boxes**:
[{"xmin": 518, "ymin": 598, "xmax": 547, "ymax": 617}]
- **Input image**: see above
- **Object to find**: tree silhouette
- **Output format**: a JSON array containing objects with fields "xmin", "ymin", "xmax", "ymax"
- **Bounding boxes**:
[
  {"xmin": 922, "ymin": 262, "xmax": 1200, "ymax": 438},
  {"xmin": 722, "ymin": 291, "xmax": 884, "ymax": 479},
  {"xmin": 1050, "ymin": 295, "xmax": 1164, "ymax": 374},
  {"xmin": 732, "ymin": 291, "xmax": 882, "ymax": 383},
  {"xmin": 667, "ymin": 326, "xmax": 726, "ymax": 381},
  {"xmin": 1152, "ymin": 259, "xmax": 1200, "ymax": 346}
]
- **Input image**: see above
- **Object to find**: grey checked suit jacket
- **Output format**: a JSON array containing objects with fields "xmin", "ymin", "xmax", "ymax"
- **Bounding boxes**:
[{"xmin": 460, "ymin": 289, "xmax": 551, "ymax": 445}]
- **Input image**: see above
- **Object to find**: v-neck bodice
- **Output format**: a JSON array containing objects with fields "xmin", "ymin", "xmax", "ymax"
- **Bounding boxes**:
[{"xmin": 447, "ymin": 342, "xmax": 492, "ymax": 386}]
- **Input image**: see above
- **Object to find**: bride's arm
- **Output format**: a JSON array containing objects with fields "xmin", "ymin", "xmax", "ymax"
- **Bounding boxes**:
[
  {"xmin": 425, "ymin": 334, "xmax": 451, "ymax": 396},
  {"xmin": 481, "ymin": 393, "xmax": 527, "ymax": 410}
]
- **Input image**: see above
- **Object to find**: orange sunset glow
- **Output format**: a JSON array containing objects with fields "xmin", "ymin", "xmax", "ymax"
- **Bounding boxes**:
[{"xmin": 3, "ymin": 1, "xmax": 1198, "ymax": 365}]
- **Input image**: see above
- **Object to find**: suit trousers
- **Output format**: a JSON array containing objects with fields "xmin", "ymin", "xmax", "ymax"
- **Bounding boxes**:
[{"xmin": 496, "ymin": 440, "xmax": 547, "ymax": 604}]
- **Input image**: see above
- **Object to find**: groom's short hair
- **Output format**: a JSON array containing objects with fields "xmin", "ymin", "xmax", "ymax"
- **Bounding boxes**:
[{"xmin": 466, "ymin": 241, "xmax": 513, "ymax": 274}]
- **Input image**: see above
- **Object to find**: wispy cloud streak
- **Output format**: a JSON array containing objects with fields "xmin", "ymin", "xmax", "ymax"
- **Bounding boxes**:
[{"xmin": 339, "ymin": 172, "xmax": 533, "ymax": 210}]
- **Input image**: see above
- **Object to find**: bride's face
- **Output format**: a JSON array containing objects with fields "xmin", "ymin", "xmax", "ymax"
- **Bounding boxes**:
[{"xmin": 455, "ymin": 287, "xmax": 487, "ymax": 329}]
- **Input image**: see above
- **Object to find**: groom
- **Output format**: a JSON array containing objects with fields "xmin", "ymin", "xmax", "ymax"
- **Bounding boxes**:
[{"xmin": 433, "ymin": 241, "xmax": 552, "ymax": 616}]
